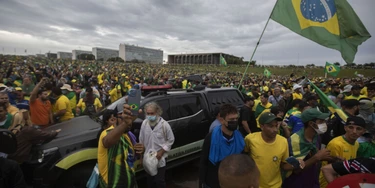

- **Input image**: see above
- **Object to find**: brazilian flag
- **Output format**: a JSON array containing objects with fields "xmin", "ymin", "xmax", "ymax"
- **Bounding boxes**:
[
  {"xmin": 220, "ymin": 54, "xmax": 227, "ymax": 66},
  {"xmin": 324, "ymin": 62, "xmax": 340, "ymax": 77},
  {"xmin": 264, "ymin": 68, "xmax": 271, "ymax": 78},
  {"xmin": 310, "ymin": 81, "xmax": 347, "ymax": 124},
  {"xmin": 271, "ymin": 0, "xmax": 371, "ymax": 64}
]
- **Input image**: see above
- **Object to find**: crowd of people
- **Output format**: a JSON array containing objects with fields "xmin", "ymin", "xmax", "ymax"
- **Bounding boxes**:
[{"xmin": 0, "ymin": 54, "xmax": 374, "ymax": 188}]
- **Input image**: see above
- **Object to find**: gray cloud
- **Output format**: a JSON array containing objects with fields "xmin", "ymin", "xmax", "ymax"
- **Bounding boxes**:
[{"xmin": 0, "ymin": 0, "xmax": 373, "ymax": 65}]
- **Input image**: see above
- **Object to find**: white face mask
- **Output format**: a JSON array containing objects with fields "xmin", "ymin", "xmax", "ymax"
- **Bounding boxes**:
[{"xmin": 313, "ymin": 123, "xmax": 327, "ymax": 134}]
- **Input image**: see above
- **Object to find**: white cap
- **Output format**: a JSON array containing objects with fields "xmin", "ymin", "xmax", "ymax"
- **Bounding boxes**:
[
  {"xmin": 292, "ymin": 84, "xmax": 302, "ymax": 91},
  {"xmin": 60, "ymin": 84, "xmax": 73, "ymax": 91},
  {"xmin": 342, "ymin": 85, "xmax": 352, "ymax": 93}
]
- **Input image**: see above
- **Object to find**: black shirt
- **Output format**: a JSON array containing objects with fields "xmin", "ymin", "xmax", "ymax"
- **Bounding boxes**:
[
  {"xmin": 238, "ymin": 105, "xmax": 259, "ymax": 136},
  {"xmin": 332, "ymin": 157, "xmax": 375, "ymax": 175}
]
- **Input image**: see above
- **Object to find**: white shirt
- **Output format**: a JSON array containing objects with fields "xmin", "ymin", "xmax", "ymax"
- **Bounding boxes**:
[{"xmin": 139, "ymin": 117, "xmax": 175, "ymax": 167}]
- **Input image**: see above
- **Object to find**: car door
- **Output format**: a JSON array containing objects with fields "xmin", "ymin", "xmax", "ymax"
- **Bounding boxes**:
[{"xmin": 169, "ymin": 94, "xmax": 210, "ymax": 147}]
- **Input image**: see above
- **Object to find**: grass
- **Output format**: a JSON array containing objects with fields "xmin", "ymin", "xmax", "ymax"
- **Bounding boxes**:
[{"xmin": 171, "ymin": 64, "xmax": 375, "ymax": 78}]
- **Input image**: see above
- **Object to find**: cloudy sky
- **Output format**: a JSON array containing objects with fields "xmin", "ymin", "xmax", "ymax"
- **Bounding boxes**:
[{"xmin": 0, "ymin": 0, "xmax": 373, "ymax": 65}]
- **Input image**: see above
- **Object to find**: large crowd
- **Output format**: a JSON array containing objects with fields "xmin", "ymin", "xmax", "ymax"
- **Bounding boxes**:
[{"xmin": 0, "ymin": 55, "xmax": 374, "ymax": 188}]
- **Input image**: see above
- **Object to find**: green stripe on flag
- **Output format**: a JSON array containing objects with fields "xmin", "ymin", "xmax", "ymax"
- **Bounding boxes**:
[{"xmin": 310, "ymin": 81, "xmax": 347, "ymax": 123}]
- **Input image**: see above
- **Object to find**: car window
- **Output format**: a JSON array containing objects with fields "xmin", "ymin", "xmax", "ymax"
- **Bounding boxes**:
[
  {"xmin": 154, "ymin": 99, "xmax": 171, "ymax": 121},
  {"xmin": 171, "ymin": 96, "xmax": 202, "ymax": 119},
  {"xmin": 207, "ymin": 90, "xmax": 243, "ymax": 109}
]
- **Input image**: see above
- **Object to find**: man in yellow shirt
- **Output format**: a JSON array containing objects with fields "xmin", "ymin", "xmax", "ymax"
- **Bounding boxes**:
[
  {"xmin": 51, "ymin": 87, "xmax": 74, "ymax": 123},
  {"xmin": 319, "ymin": 116, "xmax": 366, "ymax": 187},
  {"xmin": 245, "ymin": 112, "xmax": 303, "ymax": 188},
  {"xmin": 108, "ymin": 82, "xmax": 118, "ymax": 104},
  {"xmin": 345, "ymin": 85, "xmax": 367, "ymax": 100},
  {"xmin": 292, "ymin": 84, "xmax": 303, "ymax": 100}
]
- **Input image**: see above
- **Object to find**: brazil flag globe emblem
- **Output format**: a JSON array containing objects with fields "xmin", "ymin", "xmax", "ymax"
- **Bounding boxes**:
[
  {"xmin": 292, "ymin": 0, "xmax": 339, "ymax": 35},
  {"xmin": 327, "ymin": 65, "xmax": 336, "ymax": 73}
]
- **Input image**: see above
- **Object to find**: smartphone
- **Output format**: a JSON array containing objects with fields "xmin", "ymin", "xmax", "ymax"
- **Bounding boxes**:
[
  {"xmin": 128, "ymin": 88, "xmax": 141, "ymax": 116},
  {"xmin": 286, "ymin": 157, "xmax": 300, "ymax": 168}
]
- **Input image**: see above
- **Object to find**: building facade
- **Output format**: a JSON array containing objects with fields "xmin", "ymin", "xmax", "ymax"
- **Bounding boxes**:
[
  {"xmin": 45, "ymin": 52, "xmax": 57, "ymax": 59},
  {"xmin": 167, "ymin": 53, "xmax": 240, "ymax": 65},
  {"xmin": 57, "ymin": 52, "xmax": 72, "ymax": 59},
  {"xmin": 119, "ymin": 44, "xmax": 163, "ymax": 64},
  {"xmin": 92, "ymin": 47, "xmax": 119, "ymax": 61},
  {"xmin": 72, "ymin": 50, "xmax": 91, "ymax": 60}
]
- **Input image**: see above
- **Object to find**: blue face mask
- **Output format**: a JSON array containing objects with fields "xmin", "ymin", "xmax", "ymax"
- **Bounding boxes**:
[{"xmin": 147, "ymin": 115, "xmax": 157, "ymax": 122}]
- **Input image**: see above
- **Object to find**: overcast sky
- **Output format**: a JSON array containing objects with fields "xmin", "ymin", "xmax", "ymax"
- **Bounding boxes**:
[{"xmin": 0, "ymin": 0, "xmax": 373, "ymax": 65}]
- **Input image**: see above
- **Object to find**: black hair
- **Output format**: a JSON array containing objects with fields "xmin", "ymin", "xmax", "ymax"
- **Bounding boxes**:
[
  {"xmin": 51, "ymin": 87, "xmax": 62, "ymax": 96},
  {"xmin": 219, "ymin": 104, "xmax": 238, "ymax": 119},
  {"xmin": 261, "ymin": 93, "xmax": 269, "ymax": 98},
  {"xmin": 252, "ymin": 92, "xmax": 260, "ymax": 99},
  {"xmin": 102, "ymin": 109, "xmax": 116, "ymax": 128},
  {"xmin": 270, "ymin": 106, "xmax": 283, "ymax": 116},
  {"xmin": 298, "ymin": 101, "xmax": 309, "ymax": 111},
  {"xmin": 291, "ymin": 99, "xmax": 303, "ymax": 107},
  {"xmin": 37, "ymin": 89, "xmax": 48, "ymax": 96}
]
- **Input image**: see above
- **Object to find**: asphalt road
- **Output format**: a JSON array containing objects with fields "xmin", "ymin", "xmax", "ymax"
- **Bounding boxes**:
[{"xmin": 137, "ymin": 158, "xmax": 200, "ymax": 188}]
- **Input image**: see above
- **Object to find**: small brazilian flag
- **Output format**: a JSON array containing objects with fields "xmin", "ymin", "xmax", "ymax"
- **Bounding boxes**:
[
  {"xmin": 264, "ymin": 68, "xmax": 271, "ymax": 78},
  {"xmin": 271, "ymin": 0, "xmax": 371, "ymax": 64},
  {"xmin": 310, "ymin": 81, "xmax": 347, "ymax": 124},
  {"xmin": 220, "ymin": 54, "xmax": 227, "ymax": 66},
  {"xmin": 324, "ymin": 62, "xmax": 340, "ymax": 77}
]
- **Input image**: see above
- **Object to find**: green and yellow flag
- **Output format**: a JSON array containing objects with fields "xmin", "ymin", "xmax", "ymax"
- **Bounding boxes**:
[
  {"xmin": 324, "ymin": 62, "xmax": 340, "ymax": 77},
  {"xmin": 271, "ymin": 0, "xmax": 371, "ymax": 64},
  {"xmin": 310, "ymin": 81, "xmax": 347, "ymax": 123},
  {"xmin": 264, "ymin": 68, "xmax": 271, "ymax": 78},
  {"xmin": 220, "ymin": 54, "xmax": 227, "ymax": 66}
]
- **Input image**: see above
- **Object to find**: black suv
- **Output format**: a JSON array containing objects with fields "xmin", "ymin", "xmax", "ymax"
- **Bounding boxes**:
[{"xmin": 27, "ymin": 87, "xmax": 244, "ymax": 187}]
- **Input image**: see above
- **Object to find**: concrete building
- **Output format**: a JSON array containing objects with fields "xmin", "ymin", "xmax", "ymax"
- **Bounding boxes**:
[
  {"xmin": 57, "ymin": 52, "xmax": 72, "ymax": 59},
  {"xmin": 36, "ymin": 54, "xmax": 46, "ymax": 58},
  {"xmin": 45, "ymin": 52, "xmax": 57, "ymax": 59},
  {"xmin": 119, "ymin": 44, "xmax": 163, "ymax": 64},
  {"xmin": 92, "ymin": 47, "xmax": 119, "ymax": 61},
  {"xmin": 72, "ymin": 50, "xmax": 92, "ymax": 60},
  {"xmin": 167, "ymin": 53, "xmax": 240, "ymax": 65}
]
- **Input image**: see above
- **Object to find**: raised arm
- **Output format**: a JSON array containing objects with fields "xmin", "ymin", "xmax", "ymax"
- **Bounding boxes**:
[{"xmin": 30, "ymin": 78, "xmax": 47, "ymax": 103}]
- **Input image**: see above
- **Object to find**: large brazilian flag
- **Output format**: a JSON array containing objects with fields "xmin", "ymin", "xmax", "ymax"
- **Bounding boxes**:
[{"xmin": 271, "ymin": 0, "xmax": 371, "ymax": 64}]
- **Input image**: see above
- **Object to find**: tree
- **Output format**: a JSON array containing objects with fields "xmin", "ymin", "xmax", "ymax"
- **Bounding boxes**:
[
  {"xmin": 334, "ymin": 62, "xmax": 340, "ymax": 66},
  {"xmin": 249, "ymin": 60, "xmax": 256, "ymax": 66},
  {"xmin": 77, "ymin": 53, "xmax": 95, "ymax": 60},
  {"xmin": 107, "ymin": 57, "xmax": 124, "ymax": 62}
]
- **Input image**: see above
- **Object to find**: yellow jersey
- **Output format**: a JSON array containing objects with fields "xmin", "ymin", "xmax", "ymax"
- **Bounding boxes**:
[
  {"xmin": 245, "ymin": 132, "xmax": 289, "ymax": 188},
  {"xmin": 292, "ymin": 92, "xmax": 303, "ymax": 100},
  {"xmin": 319, "ymin": 136, "xmax": 359, "ymax": 188},
  {"xmin": 344, "ymin": 95, "xmax": 367, "ymax": 100},
  {"xmin": 76, "ymin": 98, "xmax": 103, "ymax": 112},
  {"xmin": 53, "ymin": 95, "xmax": 74, "ymax": 122},
  {"xmin": 109, "ymin": 88, "xmax": 118, "ymax": 103}
]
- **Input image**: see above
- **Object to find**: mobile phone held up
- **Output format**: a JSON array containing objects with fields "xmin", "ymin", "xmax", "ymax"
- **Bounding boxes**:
[{"xmin": 128, "ymin": 88, "xmax": 141, "ymax": 116}]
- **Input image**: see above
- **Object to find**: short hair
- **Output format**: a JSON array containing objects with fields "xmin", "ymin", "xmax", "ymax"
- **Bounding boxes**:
[
  {"xmin": 219, "ymin": 104, "xmax": 237, "ymax": 118},
  {"xmin": 270, "ymin": 106, "xmax": 283, "ymax": 115},
  {"xmin": 51, "ymin": 87, "xmax": 62, "ymax": 96},
  {"xmin": 298, "ymin": 101, "xmax": 310, "ymax": 111},
  {"xmin": 284, "ymin": 89, "xmax": 292, "ymax": 95},
  {"xmin": 102, "ymin": 109, "xmax": 116, "ymax": 127},
  {"xmin": 144, "ymin": 102, "xmax": 163, "ymax": 116},
  {"xmin": 261, "ymin": 93, "xmax": 269, "ymax": 98},
  {"xmin": 219, "ymin": 154, "xmax": 259, "ymax": 187},
  {"xmin": 291, "ymin": 99, "xmax": 302, "ymax": 107}
]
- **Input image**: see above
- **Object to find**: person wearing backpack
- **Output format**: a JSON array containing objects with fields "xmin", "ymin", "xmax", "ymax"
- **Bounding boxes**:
[{"xmin": 76, "ymin": 87, "xmax": 103, "ymax": 116}]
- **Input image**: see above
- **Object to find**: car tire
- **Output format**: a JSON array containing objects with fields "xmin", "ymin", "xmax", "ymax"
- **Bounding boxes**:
[{"xmin": 55, "ymin": 160, "xmax": 96, "ymax": 188}]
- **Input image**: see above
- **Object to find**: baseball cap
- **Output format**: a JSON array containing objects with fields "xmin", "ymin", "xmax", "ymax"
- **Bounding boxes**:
[
  {"xmin": 259, "ymin": 112, "xmax": 282, "ymax": 125},
  {"xmin": 301, "ymin": 108, "xmax": 329, "ymax": 123},
  {"xmin": 345, "ymin": 116, "xmax": 366, "ymax": 128},
  {"xmin": 60, "ymin": 84, "xmax": 73, "ymax": 91},
  {"xmin": 342, "ymin": 85, "xmax": 352, "ymax": 93}
]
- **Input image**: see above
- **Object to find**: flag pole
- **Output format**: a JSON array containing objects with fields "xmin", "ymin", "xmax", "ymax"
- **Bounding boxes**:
[{"xmin": 238, "ymin": 1, "xmax": 277, "ymax": 88}]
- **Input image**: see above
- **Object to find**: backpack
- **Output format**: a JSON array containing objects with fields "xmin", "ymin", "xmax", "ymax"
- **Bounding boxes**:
[{"xmin": 82, "ymin": 100, "xmax": 96, "ymax": 115}]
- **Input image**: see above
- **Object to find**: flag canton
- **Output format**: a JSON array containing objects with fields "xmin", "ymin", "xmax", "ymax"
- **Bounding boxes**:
[{"xmin": 301, "ymin": 0, "xmax": 336, "ymax": 23}]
